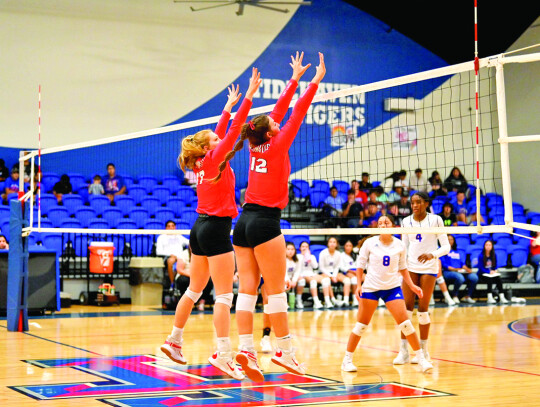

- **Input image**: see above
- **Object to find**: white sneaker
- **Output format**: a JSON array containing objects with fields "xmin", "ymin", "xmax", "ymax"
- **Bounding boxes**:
[
  {"xmin": 462, "ymin": 297, "xmax": 476, "ymax": 304},
  {"xmin": 235, "ymin": 349, "xmax": 264, "ymax": 382},
  {"xmin": 160, "ymin": 339, "xmax": 187, "ymax": 365},
  {"xmin": 334, "ymin": 299, "xmax": 345, "ymax": 308},
  {"xmin": 313, "ymin": 298, "xmax": 323, "ymax": 309},
  {"xmin": 209, "ymin": 352, "xmax": 245, "ymax": 380},
  {"xmin": 295, "ymin": 299, "xmax": 304, "ymax": 309},
  {"xmin": 271, "ymin": 348, "xmax": 306, "ymax": 375},
  {"xmin": 452, "ymin": 296, "xmax": 460, "ymax": 304},
  {"xmin": 324, "ymin": 301, "xmax": 334, "ymax": 309},
  {"xmin": 352, "ymin": 296, "xmax": 359, "ymax": 306},
  {"xmin": 393, "ymin": 349, "xmax": 409, "ymax": 365},
  {"xmin": 260, "ymin": 335, "xmax": 273, "ymax": 353},
  {"xmin": 418, "ymin": 356, "xmax": 433, "ymax": 373},
  {"xmin": 411, "ymin": 350, "xmax": 430, "ymax": 364},
  {"xmin": 444, "ymin": 296, "xmax": 456, "ymax": 306},
  {"xmin": 341, "ymin": 356, "xmax": 357, "ymax": 372},
  {"xmin": 429, "ymin": 295, "xmax": 435, "ymax": 306},
  {"xmin": 487, "ymin": 293, "xmax": 497, "ymax": 304},
  {"xmin": 499, "ymin": 294, "xmax": 509, "ymax": 304},
  {"xmin": 511, "ymin": 296, "xmax": 526, "ymax": 303}
]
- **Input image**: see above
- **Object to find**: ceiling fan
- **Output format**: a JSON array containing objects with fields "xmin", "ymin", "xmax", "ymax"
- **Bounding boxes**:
[{"xmin": 173, "ymin": 1, "xmax": 312, "ymax": 16}]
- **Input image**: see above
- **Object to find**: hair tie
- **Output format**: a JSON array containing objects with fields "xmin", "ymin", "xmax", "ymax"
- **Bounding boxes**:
[{"xmin": 248, "ymin": 120, "xmax": 255, "ymax": 130}]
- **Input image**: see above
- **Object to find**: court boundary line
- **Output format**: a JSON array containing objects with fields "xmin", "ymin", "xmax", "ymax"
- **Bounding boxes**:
[{"xmin": 507, "ymin": 317, "xmax": 540, "ymax": 341}]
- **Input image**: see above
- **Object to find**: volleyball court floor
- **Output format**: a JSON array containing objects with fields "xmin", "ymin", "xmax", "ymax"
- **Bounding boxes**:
[{"xmin": 1, "ymin": 301, "xmax": 539, "ymax": 406}]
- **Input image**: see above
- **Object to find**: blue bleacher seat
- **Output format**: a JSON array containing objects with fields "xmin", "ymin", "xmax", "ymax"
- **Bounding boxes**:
[
  {"xmin": 42, "ymin": 233, "xmax": 64, "ymax": 254},
  {"xmin": 528, "ymin": 214, "xmax": 540, "ymax": 225},
  {"xmin": 0, "ymin": 205, "xmax": 10, "ymax": 219},
  {"xmin": 115, "ymin": 195, "xmax": 135, "ymax": 216},
  {"xmin": 289, "ymin": 235, "xmax": 310, "ymax": 249},
  {"xmin": 311, "ymin": 180, "xmax": 330, "ymax": 194},
  {"xmin": 309, "ymin": 190, "xmax": 327, "ymax": 208},
  {"xmin": 38, "ymin": 193, "xmax": 58, "ymax": 215},
  {"xmin": 280, "ymin": 219, "xmax": 292, "ymax": 229},
  {"xmin": 494, "ymin": 247, "xmax": 508, "ymax": 268},
  {"xmin": 116, "ymin": 219, "xmax": 138, "ymax": 230},
  {"xmin": 88, "ymin": 195, "xmax": 110, "ymax": 215},
  {"xmin": 121, "ymin": 175, "xmax": 135, "ymax": 189},
  {"xmin": 32, "ymin": 218, "xmax": 53, "ymax": 229},
  {"xmin": 458, "ymin": 249, "xmax": 467, "ymax": 264},
  {"xmin": 47, "ymin": 207, "xmax": 69, "ymax": 227},
  {"xmin": 177, "ymin": 186, "xmax": 196, "ymax": 203},
  {"xmin": 167, "ymin": 198, "xmax": 186, "ymax": 218},
  {"xmin": 0, "ymin": 219, "xmax": 9, "ymax": 241},
  {"xmin": 110, "ymin": 234, "xmax": 126, "ymax": 256},
  {"xmin": 137, "ymin": 175, "xmax": 158, "ymax": 193},
  {"xmin": 41, "ymin": 173, "xmax": 60, "ymax": 193},
  {"xmin": 144, "ymin": 219, "xmax": 165, "ymax": 230},
  {"xmin": 492, "ymin": 233, "xmax": 513, "ymax": 248},
  {"xmin": 332, "ymin": 180, "xmax": 350, "ymax": 194},
  {"xmin": 73, "ymin": 234, "xmax": 88, "ymax": 257},
  {"xmin": 88, "ymin": 218, "xmax": 110, "ymax": 229},
  {"xmin": 155, "ymin": 208, "xmax": 175, "ymax": 224},
  {"xmin": 431, "ymin": 199, "xmax": 445, "ymax": 214},
  {"xmin": 141, "ymin": 197, "xmax": 161, "ymax": 214},
  {"xmin": 152, "ymin": 186, "xmax": 170, "ymax": 205},
  {"xmin": 290, "ymin": 179, "xmax": 310, "ymax": 199},
  {"xmin": 512, "ymin": 203, "xmax": 525, "ymax": 216},
  {"xmin": 490, "ymin": 216, "xmax": 505, "ymax": 225},
  {"xmin": 28, "ymin": 233, "xmax": 40, "ymax": 246},
  {"xmin": 74, "ymin": 206, "xmax": 97, "ymax": 228},
  {"xmin": 61, "ymin": 194, "xmax": 83, "ymax": 216},
  {"xmin": 310, "ymin": 244, "xmax": 327, "ymax": 260},
  {"xmin": 514, "ymin": 215, "xmax": 527, "ymax": 224},
  {"xmin": 181, "ymin": 209, "xmax": 198, "ymax": 226},
  {"xmin": 488, "ymin": 205, "xmax": 505, "ymax": 216},
  {"xmin": 131, "ymin": 235, "xmax": 154, "ymax": 256},
  {"xmin": 128, "ymin": 186, "xmax": 147, "ymax": 205},
  {"xmin": 508, "ymin": 246, "xmax": 528, "ymax": 267},
  {"xmin": 59, "ymin": 218, "xmax": 82, "ymax": 229},
  {"xmin": 454, "ymin": 235, "xmax": 470, "ymax": 249},
  {"xmin": 67, "ymin": 173, "xmax": 86, "ymax": 190},
  {"xmin": 174, "ymin": 220, "xmax": 191, "ymax": 230},
  {"xmin": 187, "ymin": 196, "xmax": 198, "ymax": 208},
  {"xmin": 472, "ymin": 234, "xmax": 489, "ymax": 247},
  {"xmin": 7, "ymin": 193, "xmax": 20, "ymax": 203},
  {"xmin": 466, "ymin": 245, "xmax": 483, "ymax": 267},
  {"xmin": 162, "ymin": 176, "xmax": 181, "ymax": 194},
  {"xmin": 129, "ymin": 208, "xmax": 149, "ymax": 228},
  {"xmin": 102, "ymin": 208, "xmax": 124, "ymax": 227},
  {"xmin": 77, "ymin": 185, "xmax": 89, "ymax": 204}
]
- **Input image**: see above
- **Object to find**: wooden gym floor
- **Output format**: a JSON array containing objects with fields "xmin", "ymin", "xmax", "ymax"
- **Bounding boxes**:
[{"xmin": 1, "ymin": 301, "xmax": 539, "ymax": 406}]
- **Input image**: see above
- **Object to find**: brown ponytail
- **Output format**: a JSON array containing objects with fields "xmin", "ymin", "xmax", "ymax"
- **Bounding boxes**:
[
  {"xmin": 211, "ymin": 115, "xmax": 271, "ymax": 183},
  {"xmin": 178, "ymin": 130, "xmax": 212, "ymax": 171}
]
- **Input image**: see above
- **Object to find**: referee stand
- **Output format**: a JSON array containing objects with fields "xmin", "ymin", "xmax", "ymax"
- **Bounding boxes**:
[{"xmin": 7, "ymin": 199, "xmax": 30, "ymax": 332}]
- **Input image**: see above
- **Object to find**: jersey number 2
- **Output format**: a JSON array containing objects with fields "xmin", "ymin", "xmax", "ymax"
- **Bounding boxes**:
[
  {"xmin": 383, "ymin": 255, "xmax": 390, "ymax": 266},
  {"xmin": 250, "ymin": 157, "xmax": 268, "ymax": 173}
]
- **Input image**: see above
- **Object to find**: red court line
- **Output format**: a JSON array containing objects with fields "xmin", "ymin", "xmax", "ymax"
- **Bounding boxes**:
[{"xmin": 295, "ymin": 333, "xmax": 540, "ymax": 377}]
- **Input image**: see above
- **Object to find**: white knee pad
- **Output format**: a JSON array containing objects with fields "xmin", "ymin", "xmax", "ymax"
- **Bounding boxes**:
[
  {"xmin": 321, "ymin": 277, "xmax": 331, "ymax": 288},
  {"xmin": 297, "ymin": 278, "xmax": 306, "ymax": 287},
  {"xmin": 215, "ymin": 293, "xmax": 234, "ymax": 308},
  {"xmin": 236, "ymin": 293, "xmax": 258, "ymax": 312},
  {"xmin": 343, "ymin": 277, "xmax": 351, "ymax": 286},
  {"xmin": 310, "ymin": 279, "xmax": 318, "ymax": 289},
  {"xmin": 399, "ymin": 319, "xmax": 416, "ymax": 336},
  {"xmin": 185, "ymin": 288, "xmax": 202, "ymax": 303},
  {"xmin": 264, "ymin": 292, "xmax": 288, "ymax": 314},
  {"xmin": 417, "ymin": 311, "xmax": 431, "ymax": 325},
  {"xmin": 407, "ymin": 310, "xmax": 413, "ymax": 320},
  {"xmin": 350, "ymin": 276, "xmax": 358, "ymax": 285},
  {"xmin": 352, "ymin": 322, "xmax": 368, "ymax": 336},
  {"xmin": 436, "ymin": 276, "xmax": 445, "ymax": 284}
]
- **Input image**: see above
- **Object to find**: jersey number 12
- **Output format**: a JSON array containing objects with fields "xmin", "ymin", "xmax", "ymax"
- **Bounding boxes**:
[{"xmin": 250, "ymin": 157, "xmax": 268, "ymax": 173}]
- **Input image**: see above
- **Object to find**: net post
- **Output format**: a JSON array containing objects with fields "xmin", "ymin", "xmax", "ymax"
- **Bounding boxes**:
[
  {"xmin": 495, "ymin": 56, "xmax": 514, "ymax": 226},
  {"xmin": 7, "ymin": 200, "xmax": 30, "ymax": 332}
]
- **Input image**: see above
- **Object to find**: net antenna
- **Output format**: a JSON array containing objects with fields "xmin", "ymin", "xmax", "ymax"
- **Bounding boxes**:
[{"xmin": 173, "ymin": 0, "xmax": 312, "ymax": 15}]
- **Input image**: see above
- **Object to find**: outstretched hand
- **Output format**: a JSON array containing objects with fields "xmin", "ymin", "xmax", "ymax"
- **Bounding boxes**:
[
  {"xmin": 290, "ymin": 51, "xmax": 311, "ymax": 82},
  {"xmin": 311, "ymin": 52, "xmax": 326, "ymax": 85},
  {"xmin": 245, "ymin": 67, "xmax": 262, "ymax": 100},
  {"xmin": 224, "ymin": 84, "xmax": 241, "ymax": 112}
]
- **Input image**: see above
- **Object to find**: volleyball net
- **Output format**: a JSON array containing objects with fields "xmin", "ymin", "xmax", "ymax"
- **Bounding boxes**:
[{"xmin": 13, "ymin": 50, "xmax": 540, "ymax": 278}]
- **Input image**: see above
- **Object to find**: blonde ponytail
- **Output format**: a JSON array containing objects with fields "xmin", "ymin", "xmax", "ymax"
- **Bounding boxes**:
[{"xmin": 177, "ymin": 130, "xmax": 212, "ymax": 171}]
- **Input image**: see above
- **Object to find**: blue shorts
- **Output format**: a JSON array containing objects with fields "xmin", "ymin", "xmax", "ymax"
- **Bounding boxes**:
[{"xmin": 361, "ymin": 286, "xmax": 404, "ymax": 303}]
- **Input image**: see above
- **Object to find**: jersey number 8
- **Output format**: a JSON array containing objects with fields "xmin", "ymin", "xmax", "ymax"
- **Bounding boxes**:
[
  {"xmin": 382, "ymin": 255, "xmax": 390, "ymax": 266},
  {"xmin": 250, "ymin": 157, "xmax": 268, "ymax": 173}
]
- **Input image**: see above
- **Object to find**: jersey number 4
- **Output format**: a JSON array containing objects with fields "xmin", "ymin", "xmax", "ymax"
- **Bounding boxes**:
[
  {"xmin": 250, "ymin": 157, "xmax": 268, "ymax": 173},
  {"xmin": 416, "ymin": 234, "xmax": 422, "ymax": 242}
]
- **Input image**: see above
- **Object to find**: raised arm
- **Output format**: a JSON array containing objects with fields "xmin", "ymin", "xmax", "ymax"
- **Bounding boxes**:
[{"xmin": 214, "ymin": 84, "xmax": 241, "ymax": 137}]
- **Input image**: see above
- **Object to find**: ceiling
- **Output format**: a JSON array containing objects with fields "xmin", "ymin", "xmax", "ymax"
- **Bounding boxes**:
[{"xmin": 344, "ymin": 1, "xmax": 539, "ymax": 64}]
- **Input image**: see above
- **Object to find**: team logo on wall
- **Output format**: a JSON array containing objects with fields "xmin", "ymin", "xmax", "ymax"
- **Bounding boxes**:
[{"xmin": 10, "ymin": 355, "xmax": 451, "ymax": 405}]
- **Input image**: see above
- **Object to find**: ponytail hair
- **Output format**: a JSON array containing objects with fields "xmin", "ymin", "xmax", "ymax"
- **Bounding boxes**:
[
  {"xmin": 178, "ymin": 130, "xmax": 213, "ymax": 171},
  {"xmin": 211, "ymin": 114, "xmax": 271, "ymax": 183}
]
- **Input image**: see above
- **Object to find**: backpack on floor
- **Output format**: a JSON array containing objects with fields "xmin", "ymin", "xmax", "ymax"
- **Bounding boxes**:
[{"xmin": 517, "ymin": 264, "xmax": 535, "ymax": 283}]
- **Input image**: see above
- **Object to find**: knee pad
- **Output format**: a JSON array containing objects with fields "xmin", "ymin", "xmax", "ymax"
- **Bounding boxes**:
[
  {"xmin": 399, "ymin": 320, "xmax": 416, "ymax": 336},
  {"xmin": 321, "ymin": 277, "xmax": 331, "ymax": 288},
  {"xmin": 236, "ymin": 293, "xmax": 258, "ymax": 312},
  {"xmin": 417, "ymin": 311, "xmax": 431, "ymax": 325},
  {"xmin": 407, "ymin": 310, "xmax": 413, "ymax": 320},
  {"xmin": 310, "ymin": 279, "xmax": 318, "ymax": 289},
  {"xmin": 436, "ymin": 276, "xmax": 445, "ymax": 284},
  {"xmin": 352, "ymin": 322, "xmax": 368, "ymax": 336},
  {"xmin": 350, "ymin": 276, "xmax": 358, "ymax": 285},
  {"xmin": 297, "ymin": 278, "xmax": 306, "ymax": 287},
  {"xmin": 185, "ymin": 288, "xmax": 202, "ymax": 303},
  {"xmin": 215, "ymin": 293, "xmax": 234, "ymax": 308},
  {"xmin": 264, "ymin": 292, "xmax": 288, "ymax": 314},
  {"xmin": 343, "ymin": 277, "xmax": 351, "ymax": 286}
]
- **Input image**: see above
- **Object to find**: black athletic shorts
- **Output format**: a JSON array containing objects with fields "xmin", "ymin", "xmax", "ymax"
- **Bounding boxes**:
[
  {"xmin": 189, "ymin": 214, "xmax": 233, "ymax": 257},
  {"xmin": 233, "ymin": 204, "xmax": 282, "ymax": 248}
]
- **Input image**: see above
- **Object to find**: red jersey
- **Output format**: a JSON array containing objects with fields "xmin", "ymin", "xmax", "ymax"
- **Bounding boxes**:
[
  {"xmin": 244, "ymin": 80, "xmax": 318, "ymax": 209},
  {"xmin": 193, "ymin": 98, "xmax": 252, "ymax": 218}
]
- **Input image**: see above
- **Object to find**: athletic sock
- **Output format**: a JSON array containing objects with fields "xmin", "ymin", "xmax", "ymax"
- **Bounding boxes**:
[
  {"xmin": 276, "ymin": 335, "xmax": 292, "ymax": 352},
  {"xmin": 239, "ymin": 334, "xmax": 255, "ymax": 352},
  {"xmin": 170, "ymin": 326, "xmax": 184, "ymax": 343},
  {"xmin": 217, "ymin": 337, "xmax": 231, "ymax": 353}
]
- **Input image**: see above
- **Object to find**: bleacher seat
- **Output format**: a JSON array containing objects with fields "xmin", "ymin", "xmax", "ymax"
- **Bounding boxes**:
[
  {"xmin": 88, "ymin": 195, "xmax": 110, "ymax": 215},
  {"xmin": 73, "ymin": 235, "xmax": 88, "ymax": 257},
  {"xmin": 289, "ymin": 235, "xmax": 310, "ymax": 249},
  {"xmin": 74, "ymin": 206, "xmax": 97, "ymax": 228},
  {"xmin": 131, "ymin": 235, "xmax": 153, "ymax": 256},
  {"xmin": 114, "ymin": 195, "xmax": 135, "ymax": 216},
  {"xmin": 116, "ymin": 219, "xmax": 138, "ymax": 230},
  {"xmin": 528, "ymin": 214, "xmax": 540, "ymax": 225},
  {"xmin": 177, "ymin": 186, "xmax": 196, "ymax": 203},
  {"xmin": 152, "ymin": 186, "xmax": 170, "ymax": 205},
  {"xmin": 129, "ymin": 208, "xmax": 149, "ymax": 228},
  {"xmin": 512, "ymin": 203, "xmax": 525, "ymax": 216},
  {"xmin": 77, "ymin": 186, "xmax": 89, "ymax": 204},
  {"xmin": 466, "ymin": 245, "xmax": 483, "ymax": 267},
  {"xmin": 155, "ymin": 208, "xmax": 175, "ymax": 224},
  {"xmin": 290, "ymin": 179, "xmax": 310, "ymax": 199},
  {"xmin": 88, "ymin": 218, "xmax": 110, "ymax": 229},
  {"xmin": 137, "ymin": 175, "xmax": 158, "ymax": 193},
  {"xmin": 454, "ymin": 235, "xmax": 470, "ymax": 249},
  {"xmin": 162, "ymin": 176, "xmax": 181, "ymax": 194},
  {"xmin": 102, "ymin": 208, "xmax": 124, "ymax": 227},
  {"xmin": 280, "ymin": 219, "xmax": 292, "ymax": 229},
  {"xmin": 0, "ymin": 219, "xmax": 9, "ymax": 241},
  {"xmin": 332, "ymin": 180, "xmax": 350, "ymax": 194},
  {"xmin": 122, "ymin": 175, "xmax": 135, "ymax": 189},
  {"xmin": 494, "ymin": 247, "xmax": 508, "ymax": 268},
  {"xmin": 62, "ymin": 195, "xmax": 83, "ymax": 216},
  {"xmin": 175, "ymin": 220, "xmax": 191, "ymax": 230},
  {"xmin": 490, "ymin": 216, "xmax": 505, "ymax": 225},
  {"xmin": 141, "ymin": 197, "xmax": 161, "ymax": 214},
  {"xmin": 508, "ymin": 246, "xmax": 528, "ymax": 267},
  {"xmin": 28, "ymin": 233, "xmax": 40, "ymax": 246},
  {"xmin": 492, "ymin": 233, "xmax": 513, "ymax": 248},
  {"xmin": 144, "ymin": 219, "xmax": 165, "ymax": 229},
  {"xmin": 311, "ymin": 180, "xmax": 330, "ymax": 194},
  {"xmin": 67, "ymin": 173, "xmax": 86, "ymax": 190},
  {"xmin": 309, "ymin": 190, "xmax": 327, "ymax": 208},
  {"xmin": 41, "ymin": 173, "xmax": 60, "ymax": 193},
  {"xmin": 38, "ymin": 193, "xmax": 58, "ymax": 215},
  {"xmin": 128, "ymin": 186, "xmax": 147, "ymax": 204},
  {"xmin": 187, "ymin": 196, "xmax": 198, "ymax": 207},
  {"xmin": 41, "ymin": 233, "xmax": 63, "ymax": 255},
  {"xmin": 489, "ymin": 205, "xmax": 505, "ymax": 217},
  {"xmin": 59, "ymin": 218, "xmax": 82, "ymax": 229},
  {"xmin": 372, "ymin": 181, "xmax": 381, "ymax": 188},
  {"xmin": 431, "ymin": 197, "xmax": 446, "ymax": 214},
  {"xmin": 47, "ymin": 207, "xmax": 69, "ymax": 227},
  {"xmin": 0, "ymin": 205, "xmax": 10, "ymax": 219},
  {"xmin": 310, "ymin": 244, "xmax": 327, "ymax": 260},
  {"xmin": 32, "ymin": 218, "xmax": 53, "ymax": 229},
  {"xmin": 514, "ymin": 215, "xmax": 527, "ymax": 223},
  {"xmin": 181, "ymin": 209, "xmax": 198, "ymax": 227},
  {"xmin": 111, "ymin": 235, "xmax": 126, "ymax": 256},
  {"xmin": 166, "ymin": 197, "xmax": 185, "ymax": 218}
]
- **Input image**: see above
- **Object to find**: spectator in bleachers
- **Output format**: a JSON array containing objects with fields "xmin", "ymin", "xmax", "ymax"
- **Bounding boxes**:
[
  {"xmin": 183, "ymin": 168, "xmax": 197, "ymax": 189},
  {"xmin": 387, "ymin": 202, "xmax": 400, "ymax": 225},
  {"xmin": 383, "ymin": 172, "xmax": 400, "ymax": 193},
  {"xmin": 429, "ymin": 170, "xmax": 447, "ymax": 198},
  {"xmin": 409, "ymin": 168, "xmax": 431, "ymax": 193},
  {"xmin": 2, "ymin": 167, "xmax": 20, "ymax": 201},
  {"xmin": 387, "ymin": 185, "xmax": 403, "ymax": 203},
  {"xmin": 529, "ymin": 232, "xmax": 540, "ymax": 283},
  {"xmin": 341, "ymin": 189, "xmax": 364, "ymax": 228},
  {"xmin": 21, "ymin": 151, "xmax": 32, "ymax": 183},
  {"xmin": 374, "ymin": 186, "xmax": 389, "ymax": 207},
  {"xmin": 0, "ymin": 159, "xmax": 9, "ymax": 181},
  {"xmin": 350, "ymin": 180, "xmax": 368, "ymax": 205},
  {"xmin": 0, "ymin": 234, "xmax": 9, "ymax": 250},
  {"xmin": 439, "ymin": 202, "xmax": 458, "ymax": 226},
  {"xmin": 359, "ymin": 172, "xmax": 372, "ymax": 193},
  {"xmin": 363, "ymin": 201, "xmax": 382, "ymax": 228},
  {"xmin": 52, "ymin": 174, "xmax": 72, "ymax": 203},
  {"xmin": 396, "ymin": 191, "xmax": 412, "ymax": 223},
  {"xmin": 103, "ymin": 163, "xmax": 126, "ymax": 202},
  {"xmin": 441, "ymin": 235, "xmax": 477, "ymax": 304},
  {"xmin": 477, "ymin": 240, "xmax": 509, "ymax": 304},
  {"xmin": 297, "ymin": 241, "xmax": 323, "ymax": 309},
  {"xmin": 340, "ymin": 240, "xmax": 359, "ymax": 306},
  {"xmin": 394, "ymin": 170, "xmax": 409, "ymax": 193},
  {"xmin": 453, "ymin": 191, "xmax": 469, "ymax": 224},
  {"xmin": 156, "ymin": 220, "xmax": 190, "ymax": 291},
  {"xmin": 88, "ymin": 175, "xmax": 105, "ymax": 195},
  {"xmin": 323, "ymin": 186, "xmax": 345, "ymax": 226},
  {"xmin": 444, "ymin": 166, "xmax": 468, "ymax": 193}
]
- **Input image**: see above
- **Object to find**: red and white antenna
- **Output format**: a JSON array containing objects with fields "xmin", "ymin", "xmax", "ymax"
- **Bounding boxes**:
[
  {"xmin": 38, "ymin": 85, "xmax": 42, "ymax": 229},
  {"xmin": 474, "ymin": 0, "xmax": 481, "ymax": 230}
]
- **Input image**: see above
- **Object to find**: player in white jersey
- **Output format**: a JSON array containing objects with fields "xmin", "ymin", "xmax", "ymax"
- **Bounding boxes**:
[
  {"xmin": 394, "ymin": 191, "xmax": 450, "ymax": 366},
  {"xmin": 341, "ymin": 214, "xmax": 433, "ymax": 373},
  {"xmin": 317, "ymin": 237, "xmax": 350, "ymax": 308},
  {"xmin": 296, "ymin": 241, "xmax": 323, "ymax": 309},
  {"xmin": 340, "ymin": 240, "xmax": 359, "ymax": 306}
]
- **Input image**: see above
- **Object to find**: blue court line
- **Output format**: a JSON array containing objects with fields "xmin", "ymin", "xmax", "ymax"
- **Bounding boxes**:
[{"xmin": 508, "ymin": 317, "xmax": 540, "ymax": 341}]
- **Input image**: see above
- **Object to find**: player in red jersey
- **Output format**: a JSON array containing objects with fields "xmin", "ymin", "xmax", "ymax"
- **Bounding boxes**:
[
  {"xmin": 160, "ymin": 68, "xmax": 261, "ymax": 380},
  {"xmin": 213, "ymin": 52, "xmax": 325, "ymax": 381}
]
